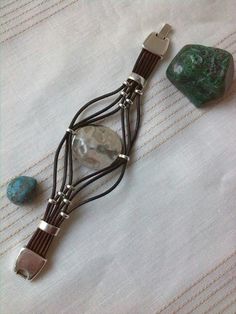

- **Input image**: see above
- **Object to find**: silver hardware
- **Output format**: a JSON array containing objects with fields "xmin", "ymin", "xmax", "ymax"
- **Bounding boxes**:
[
  {"xmin": 142, "ymin": 24, "xmax": 171, "ymax": 57},
  {"xmin": 14, "ymin": 247, "xmax": 47, "ymax": 281},
  {"xmin": 125, "ymin": 98, "xmax": 133, "ymax": 105},
  {"xmin": 66, "ymin": 128, "xmax": 76, "ymax": 135},
  {"xmin": 119, "ymin": 102, "xmax": 128, "ymax": 109},
  {"xmin": 158, "ymin": 23, "xmax": 172, "ymax": 40},
  {"xmin": 128, "ymin": 73, "xmax": 146, "ymax": 87},
  {"xmin": 121, "ymin": 91, "xmax": 128, "ymax": 97},
  {"xmin": 57, "ymin": 191, "xmax": 65, "ymax": 197},
  {"xmin": 118, "ymin": 154, "xmax": 130, "ymax": 161},
  {"xmin": 63, "ymin": 198, "xmax": 71, "ymax": 205},
  {"xmin": 66, "ymin": 184, "xmax": 75, "ymax": 190},
  {"xmin": 135, "ymin": 88, "xmax": 143, "ymax": 95},
  {"xmin": 123, "ymin": 80, "xmax": 132, "ymax": 86},
  {"xmin": 48, "ymin": 198, "xmax": 57, "ymax": 204},
  {"xmin": 60, "ymin": 212, "xmax": 70, "ymax": 219},
  {"xmin": 38, "ymin": 220, "xmax": 60, "ymax": 236}
]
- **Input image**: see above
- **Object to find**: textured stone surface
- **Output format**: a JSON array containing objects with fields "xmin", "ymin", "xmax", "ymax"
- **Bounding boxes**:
[
  {"xmin": 166, "ymin": 45, "xmax": 234, "ymax": 107},
  {"xmin": 72, "ymin": 125, "xmax": 122, "ymax": 170},
  {"xmin": 7, "ymin": 176, "xmax": 37, "ymax": 205}
]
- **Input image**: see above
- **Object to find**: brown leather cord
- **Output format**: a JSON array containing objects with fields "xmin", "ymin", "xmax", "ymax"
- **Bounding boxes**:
[{"xmin": 132, "ymin": 48, "xmax": 161, "ymax": 80}]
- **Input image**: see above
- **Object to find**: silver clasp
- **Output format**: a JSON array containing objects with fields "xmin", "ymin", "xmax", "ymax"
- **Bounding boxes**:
[
  {"xmin": 14, "ymin": 247, "xmax": 47, "ymax": 281},
  {"xmin": 142, "ymin": 23, "xmax": 172, "ymax": 58}
]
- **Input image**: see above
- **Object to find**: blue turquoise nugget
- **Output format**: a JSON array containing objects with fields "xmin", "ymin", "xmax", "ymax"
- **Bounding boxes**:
[{"xmin": 7, "ymin": 176, "xmax": 37, "ymax": 205}]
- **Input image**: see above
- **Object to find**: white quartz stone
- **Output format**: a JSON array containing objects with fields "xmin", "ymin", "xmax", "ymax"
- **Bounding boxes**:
[{"xmin": 72, "ymin": 125, "xmax": 122, "ymax": 170}]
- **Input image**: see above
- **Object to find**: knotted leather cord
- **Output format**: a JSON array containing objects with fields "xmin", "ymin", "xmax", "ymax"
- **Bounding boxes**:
[{"xmin": 26, "ymin": 46, "xmax": 162, "ymax": 259}]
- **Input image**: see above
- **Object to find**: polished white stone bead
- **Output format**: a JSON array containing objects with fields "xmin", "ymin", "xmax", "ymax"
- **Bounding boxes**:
[{"xmin": 72, "ymin": 125, "xmax": 122, "ymax": 170}]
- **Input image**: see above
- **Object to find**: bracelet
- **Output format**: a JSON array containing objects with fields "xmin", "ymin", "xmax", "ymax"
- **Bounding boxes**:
[{"xmin": 14, "ymin": 24, "xmax": 172, "ymax": 281}]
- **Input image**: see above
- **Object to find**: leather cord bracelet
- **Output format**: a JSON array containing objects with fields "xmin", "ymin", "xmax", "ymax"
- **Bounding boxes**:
[{"xmin": 14, "ymin": 24, "xmax": 172, "ymax": 281}]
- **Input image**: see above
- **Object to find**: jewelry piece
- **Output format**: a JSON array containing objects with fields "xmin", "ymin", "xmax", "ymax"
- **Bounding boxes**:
[
  {"xmin": 14, "ymin": 24, "xmax": 172, "ymax": 281},
  {"xmin": 166, "ymin": 45, "xmax": 234, "ymax": 107},
  {"xmin": 7, "ymin": 176, "xmax": 37, "ymax": 205}
]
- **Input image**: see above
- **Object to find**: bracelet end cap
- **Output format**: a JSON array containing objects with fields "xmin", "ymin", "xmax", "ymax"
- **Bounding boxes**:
[{"xmin": 14, "ymin": 247, "xmax": 47, "ymax": 281}]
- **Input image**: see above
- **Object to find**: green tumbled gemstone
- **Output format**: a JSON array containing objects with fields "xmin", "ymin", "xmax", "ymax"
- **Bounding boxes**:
[{"xmin": 166, "ymin": 45, "xmax": 234, "ymax": 107}]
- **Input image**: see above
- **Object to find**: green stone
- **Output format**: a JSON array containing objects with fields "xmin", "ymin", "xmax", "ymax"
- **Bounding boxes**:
[{"xmin": 166, "ymin": 45, "xmax": 234, "ymax": 107}]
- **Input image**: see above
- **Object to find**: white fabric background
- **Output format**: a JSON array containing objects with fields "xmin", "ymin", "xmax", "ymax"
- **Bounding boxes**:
[{"xmin": 1, "ymin": 0, "xmax": 236, "ymax": 313}]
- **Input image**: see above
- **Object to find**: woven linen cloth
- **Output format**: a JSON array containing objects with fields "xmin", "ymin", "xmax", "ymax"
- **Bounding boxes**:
[{"xmin": 1, "ymin": 0, "xmax": 236, "ymax": 313}]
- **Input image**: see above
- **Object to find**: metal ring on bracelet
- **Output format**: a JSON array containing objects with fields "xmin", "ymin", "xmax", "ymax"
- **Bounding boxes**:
[
  {"xmin": 123, "ymin": 80, "xmax": 132, "ymax": 87},
  {"xmin": 38, "ymin": 220, "xmax": 60, "ymax": 236},
  {"xmin": 135, "ymin": 88, "xmax": 143, "ymax": 95},
  {"xmin": 121, "ymin": 91, "xmax": 128, "ymax": 97},
  {"xmin": 66, "ymin": 184, "xmax": 75, "ymax": 190},
  {"xmin": 118, "ymin": 154, "xmax": 130, "ymax": 161},
  {"xmin": 57, "ymin": 191, "xmax": 65, "ymax": 197},
  {"xmin": 125, "ymin": 98, "xmax": 133, "ymax": 105},
  {"xmin": 128, "ymin": 73, "xmax": 146, "ymax": 88},
  {"xmin": 119, "ymin": 102, "xmax": 128, "ymax": 109},
  {"xmin": 60, "ymin": 212, "xmax": 70, "ymax": 219},
  {"xmin": 63, "ymin": 198, "xmax": 71, "ymax": 205},
  {"xmin": 66, "ymin": 128, "xmax": 76, "ymax": 135},
  {"xmin": 48, "ymin": 198, "xmax": 57, "ymax": 204}
]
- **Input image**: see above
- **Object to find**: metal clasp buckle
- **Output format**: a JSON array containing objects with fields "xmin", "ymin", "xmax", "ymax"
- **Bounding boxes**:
[
  {"xmin": 14, "ymin": 247, "xmax": 47, "ymax": 281},
  {"xmin": 142, "ymin": 24, "xmax": 172, "ymax": 58}
]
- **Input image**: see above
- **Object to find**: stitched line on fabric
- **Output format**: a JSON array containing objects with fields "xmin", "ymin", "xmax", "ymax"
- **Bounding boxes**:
[
  {"xmin": 0, "ymin": 91, "xmax": 234, "ymax": 257},
  {"xmin": 168, "ymin": 262, "xmax": 236, "ymax": 313},
  {"xmin": 0, "ymin": 0, "xmax": 78, "ymax": 44},
  {"xmin": 217, "ymin": 297, "xmax": 236, "ymax": 314},
  {"xmin": 0, "ymin": 37, "xmax": 236, "ymax": 253},
  {"xmin": 0, "ymin": 0, "xmax": 38, "ymax": 19},
  {"xmin": 184, "ymin": 275, "xmax": 236, "ymax": 314},
  {"xmin": 0, "ymin": 0, "xmax": 23, "ymax": 11},
  {"xmin": 157, "ymin": 246, "xmax": 236, "ymax": 311},
  {"xmin": 0, "ymin": 0, "xmax": 53, "ymax": 26},
  {"xmin": 203, "ymin": 285, "xmax": 236, "ymax": 314},
  {"xmin": 0, "ymin": 31, "xmax": 235, "ymax": 192},
  {"xmin": 0, "ymin": 0, "xmax": 71, "ymax": 34},
  {"xmin": 0, "ymin": 215, "xmax": 40, "ymax": 245}
]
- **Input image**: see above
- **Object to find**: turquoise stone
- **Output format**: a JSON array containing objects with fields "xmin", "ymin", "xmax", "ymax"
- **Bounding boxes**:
[
  {"xmin": 7, "ymin": 176, "xmax": 37, "ymax": 205},
  {"xmin": 166, "ymin": 45, "xmax": 234, "ymax": 107}
]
